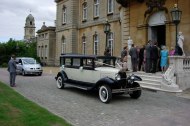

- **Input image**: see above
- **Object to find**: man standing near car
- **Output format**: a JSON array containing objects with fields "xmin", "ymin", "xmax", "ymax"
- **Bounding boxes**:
[{"xmin": 7, "ymin": 54, "xmax": 17, "ymax": 87}]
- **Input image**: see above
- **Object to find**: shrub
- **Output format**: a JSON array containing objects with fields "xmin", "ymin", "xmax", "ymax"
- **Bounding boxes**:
[{"xmin": 1, "ymin": 63, "xmax": 8, "ymax": 68}]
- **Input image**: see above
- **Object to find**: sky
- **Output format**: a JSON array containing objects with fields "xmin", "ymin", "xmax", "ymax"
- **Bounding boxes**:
[{"xmin": 0, "ymin": 0, "xmax": 56, "ymax": 42}]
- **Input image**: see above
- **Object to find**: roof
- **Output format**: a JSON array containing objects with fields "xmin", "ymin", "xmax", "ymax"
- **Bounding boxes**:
[
  {"xmin": 26, "ymin": 14, "xmax": 34, "ymax": 21},
  {"xmin": 60, "ymin": 54, "xmax": 117, "ymax": 59}
]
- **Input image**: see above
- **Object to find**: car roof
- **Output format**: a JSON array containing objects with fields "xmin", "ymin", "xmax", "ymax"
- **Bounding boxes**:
[
  {"xmin": 16, "ymin": 57, "xmax": 34, "ymax": 59},
  {"xmin": 60, "ymin": 54, "xmax": 117, "ymax": 59}
]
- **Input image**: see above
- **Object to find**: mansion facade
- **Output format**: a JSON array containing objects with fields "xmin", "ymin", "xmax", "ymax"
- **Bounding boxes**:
[{"xmin": 36, "ymin": 0, "xmax": 190, "ymax": 66}]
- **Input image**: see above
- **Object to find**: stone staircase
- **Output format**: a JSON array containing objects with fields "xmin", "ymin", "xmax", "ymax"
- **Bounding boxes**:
[{"xmin": 128, "ymin": 71, "xmax": 182, "ymax": 93}]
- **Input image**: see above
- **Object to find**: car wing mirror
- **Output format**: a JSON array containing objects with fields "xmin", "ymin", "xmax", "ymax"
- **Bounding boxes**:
[
  {"xmin": 79, "ymin": 66, "xmax": 83, "ymax": 71},
  {"xmin": 61, "ymin": 65, "xmax": 65, "ymax": 69}
]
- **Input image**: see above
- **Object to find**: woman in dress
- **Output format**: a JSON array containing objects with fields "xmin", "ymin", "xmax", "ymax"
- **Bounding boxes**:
[{"xmin": 160, "ymin": 46, "xmax": 168, "ymax": 73}]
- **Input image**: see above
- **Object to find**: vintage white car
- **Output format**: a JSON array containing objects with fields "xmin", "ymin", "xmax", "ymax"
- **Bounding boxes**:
[{"xmin": 55, "ymin": 54, "xmax": 142, "ymax": 103}]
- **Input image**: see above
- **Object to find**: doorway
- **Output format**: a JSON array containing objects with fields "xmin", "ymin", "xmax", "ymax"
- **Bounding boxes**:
[{"xmin": 150, "ymin": 25, "xmax": 166, "ymax": 48}]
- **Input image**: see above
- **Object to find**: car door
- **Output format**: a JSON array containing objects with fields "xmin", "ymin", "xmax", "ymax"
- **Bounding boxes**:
[
  {"xmin": 16, "ymin": 59, "xmax": 23, "ymax": 73},
  {"xmin": 77, "ymin": 58, "xmax": 100, "ymax": 84}
]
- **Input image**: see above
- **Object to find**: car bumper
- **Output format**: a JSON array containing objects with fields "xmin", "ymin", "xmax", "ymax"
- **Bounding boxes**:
[{"xmin": 25, "ymin": 70, "xmax": 43, "ymax": 75}]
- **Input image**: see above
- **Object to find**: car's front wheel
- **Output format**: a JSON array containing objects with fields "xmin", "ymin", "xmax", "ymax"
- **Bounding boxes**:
[
  {"xmin": 99, "ymin": 85, "xmax": 112, "ymax": 103},
  {"xmin": 129, "ymin": 82, "xmax": 141, "ymax": 99},
  {"xmin": 56, "ymin": 76, "xmax": 65, "ymax": 89}
]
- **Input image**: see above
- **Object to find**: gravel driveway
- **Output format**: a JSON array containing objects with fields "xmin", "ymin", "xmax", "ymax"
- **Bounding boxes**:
[{"xmin": 0, "ymin": 68, "xmax": 190, "ymax": 126}]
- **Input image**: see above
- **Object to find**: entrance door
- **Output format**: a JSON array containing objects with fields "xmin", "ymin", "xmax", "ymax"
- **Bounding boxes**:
[{"xmin": 151, "ymin": 25, "xmax": 166, "ymax": 48}]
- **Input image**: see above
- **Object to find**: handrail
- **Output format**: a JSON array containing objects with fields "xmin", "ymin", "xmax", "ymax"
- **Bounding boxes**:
[{"xmin": 163, "ymin": 64, "xmax": 176, "ymax": 85}]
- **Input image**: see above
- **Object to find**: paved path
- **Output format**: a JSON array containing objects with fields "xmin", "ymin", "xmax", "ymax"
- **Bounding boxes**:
[{"xmin": 0, "ymin": 67, "xmax": 190, "ymax": 126}]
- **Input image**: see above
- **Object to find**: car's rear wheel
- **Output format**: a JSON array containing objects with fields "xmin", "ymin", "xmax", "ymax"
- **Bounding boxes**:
[
  {"xmin": 56, "ymin": 76, "xmax": 65, "ymax": 89},
  {"xmin": 129, "ymin": 82, "xmax": 141, "ymax": 99},
  {"xmin": 22, "ymin": 70, "xmax": 25, "ymax": 76},
  {"xmin": 99, "ymin": 85, "xmax": 112, "ymax": 103}
]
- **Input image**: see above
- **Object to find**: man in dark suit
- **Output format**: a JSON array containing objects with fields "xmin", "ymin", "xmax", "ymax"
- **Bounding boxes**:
[
  {"xmin": 150, "ymin": 42, "xmax": 159, "ymax": 73},
  {"xmin": 145, "ymin": 40, "xmax": 152, "ymax": 73},
  {"xmin": 7, "ymin": 54, "xmax": 17, "ymax": 87},
  {"xmin": 138, "ymin": 45, "xmax": 145, "ymax": 71},
  {"xmin": 129, "ymin": 44, "xmax": 138, "ymax": 72}
]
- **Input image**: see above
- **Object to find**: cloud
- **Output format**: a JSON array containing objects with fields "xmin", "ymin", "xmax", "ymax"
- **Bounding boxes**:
[{"xmin": 0, "ymin": 0, "xmax": 56, "ymax": 42}]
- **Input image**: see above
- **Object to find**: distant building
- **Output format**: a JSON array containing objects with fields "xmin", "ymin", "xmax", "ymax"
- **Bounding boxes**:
[
  {"xmin": 24, "ymin": 14, "xmax": 36, "ymax": 41},
  {"xmin": 36, "ymin": 22, "xmax": 56, "ymax": 66}
]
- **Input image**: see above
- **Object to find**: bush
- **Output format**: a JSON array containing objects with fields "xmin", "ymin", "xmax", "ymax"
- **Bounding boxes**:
[{"xmin": 1, "ymin": 63, "xmax": 8, "ymax": 68}]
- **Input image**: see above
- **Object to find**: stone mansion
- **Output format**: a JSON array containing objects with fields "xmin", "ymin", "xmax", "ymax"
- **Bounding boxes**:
[{"xmin": 36, "ymin": 0, "xmax": 190, "ymax": 66}]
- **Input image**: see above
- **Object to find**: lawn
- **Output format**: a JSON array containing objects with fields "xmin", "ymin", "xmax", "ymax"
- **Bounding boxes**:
[{"xmin": 0, "ymin": 81, "xmax": 72, "ymax": 126}]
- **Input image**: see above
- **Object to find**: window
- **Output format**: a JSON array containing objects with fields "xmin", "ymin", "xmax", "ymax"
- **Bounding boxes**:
[
  {"xmin": 62, "ymin": 6, "xmax": 67, "ymax": 24},
  {"xmin": 107, "ymin": 0, "xmax": 114, "ymax": 14},
  {"xmin": 61, "ymin": 36, "xmax": 66, "ymax": 54},
  {"xmin": 73, "ymin": 58, "xmax": 81, "ymax": 67},
  {"xmin": 82, "ymin": 2, "xmax": 87, "ymax": 21},
  {"xmin": 94, "ymin": 0, "xmax": 99, "ymax": 17},
  {"xmin": 65, "ymin": 58, "xmax": 71, "ymax": 66},
  {"xmin": 83, "ymin": 58, "xmax": 94, "ymax": 70},
  {"xmin": 82, "ymin": 35, "xmax": 86, "ymax": 55},
  {"xmin": 108, "ymin": 32, "xmax": 114, "ymax": 56},
  {"xmin": 93, "ymin": 34, "xmax": 99, "ymax": 55},
  {"xmin": 41, "ymin": 46, "xmax": 44, "ymax": 59},
  {"xmin": 38, "ymin": 46, "xmax": 41, "ymax": 57},
  {"xmin": 45, "ymin": 45, "xmax": 48, "ymax": 58}
]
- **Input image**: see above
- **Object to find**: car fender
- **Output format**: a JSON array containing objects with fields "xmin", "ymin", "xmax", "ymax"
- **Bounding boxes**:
[
  {"xmin": 55, "ymin": 71, "xmax": 68, "ymax": 81},
  {"xmin": 96, "ymin": 77, "xmax": 117, "ymax": 88},
  {"xmin": 133, "ymin": 75, "xmax": 142, "ymax": 81}
]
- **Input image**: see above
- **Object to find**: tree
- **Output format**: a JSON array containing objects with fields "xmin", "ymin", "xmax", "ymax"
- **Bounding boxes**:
[{"xmin": 0, "ymin": 39, "xmax": 38, "ymax": 67}]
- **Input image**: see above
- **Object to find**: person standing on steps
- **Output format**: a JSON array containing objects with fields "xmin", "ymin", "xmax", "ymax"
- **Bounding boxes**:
[
  {"xmin": 7, "ymin": 54, "xmax": 17, "ymax": 87},
  {"xmin": 145, "ymin": 40, "xmax": 152, "ymax": 73},
  {"xmin": 129, "ymin": 44, "xmax": 138, "ymax": 72},
  {"xmin": 160, "ymin": 46, "xmax": 168, "ymax": 73}
]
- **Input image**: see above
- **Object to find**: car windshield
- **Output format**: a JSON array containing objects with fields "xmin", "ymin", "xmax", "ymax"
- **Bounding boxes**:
[{"xmin": 22, "ymin": 58, "xmax": 36, "ymax": 64}]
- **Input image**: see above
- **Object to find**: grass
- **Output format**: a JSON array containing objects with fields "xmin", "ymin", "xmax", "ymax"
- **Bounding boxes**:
[{"xmin": 0, "ymin": 81, "xmax": 72, "ymax": 126}]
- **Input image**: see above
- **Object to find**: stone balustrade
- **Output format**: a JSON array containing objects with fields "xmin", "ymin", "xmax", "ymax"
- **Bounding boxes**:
[{"xmin": 169, "ymin": 56, "xmax": 190, "ymax": 90}]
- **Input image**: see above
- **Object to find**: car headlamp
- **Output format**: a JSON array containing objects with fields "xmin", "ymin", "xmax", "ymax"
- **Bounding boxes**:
[
  {"xmin": 131, "ymin": 76, "xmax": 134, "ymax": 80},
  {"xmin": 115, "ymin": 73, "xmax": 121, "ymax": 81}
]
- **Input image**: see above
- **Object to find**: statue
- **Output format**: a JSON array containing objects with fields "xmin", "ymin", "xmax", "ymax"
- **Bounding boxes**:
[
  {"xmin": 177, "ymin": 31, "xmax": 185, "ymax": 56},
  {"xmin": 127, "ymin": 36, "xmax": 133, "ymax": 50}
]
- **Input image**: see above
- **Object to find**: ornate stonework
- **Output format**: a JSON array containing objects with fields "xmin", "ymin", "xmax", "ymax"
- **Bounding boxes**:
[
  {"xmin": 144, "ymin": 0, "xmax": 168, "ymax": 17},
  {"xmin": 116, "ymin": 0, "xmax": 144, "ymax": 7}
]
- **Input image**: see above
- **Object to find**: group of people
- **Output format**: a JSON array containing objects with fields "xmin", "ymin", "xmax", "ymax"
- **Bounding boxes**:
[{"xmin": 121, "ymin": 40, "xmax": 170, "ymax": 73}]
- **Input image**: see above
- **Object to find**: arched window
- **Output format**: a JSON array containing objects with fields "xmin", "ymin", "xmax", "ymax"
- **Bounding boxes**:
[
  {"xmin": 82, "ymin": 34, "xmax": 86, "ymax": 55},
  {"xmin": 82, "ymin": 2, "xmax": 87, "ymax": 20},
  {"xmin": 94, "ymin": 0, "xmax": 99, "ymax": 17},
  {"xmin": 41, "ymin": 45, "xmax": 44, "ymax": 59},
  {"xmin": 38, "ymin": 46, "xmax": 41, "ymax": 57},
  {"xmin": 61, "ymin": 36, "xmax": 66, "ymax": 54},
  {"xmin": 108, "ymin": 32, "xmax": 114, "ymax": 56},
  {"xmin": 62, "ymin": 5, "xmax": 67, "ymax": 24},
  {"xmin": 45, "ymin": 45, "xmax": 48, "ymax": 59},
  {"xmin": 93, "ymin": 33, "xmax": 99, "ymax": 55},
  {"xmin": 107, "ymin": 0, "xmax": 114, "ymax": 14}
]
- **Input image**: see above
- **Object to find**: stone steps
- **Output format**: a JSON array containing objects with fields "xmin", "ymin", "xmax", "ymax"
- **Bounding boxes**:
[{"xmin": 128, "ymin": 71, "xmax": 182, "ymax": 92}]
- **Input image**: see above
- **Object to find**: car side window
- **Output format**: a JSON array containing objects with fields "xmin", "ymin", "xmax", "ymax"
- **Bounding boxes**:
[
  {"xmin": 19, "ymin": 59, "xmax": 22, "ymax": 65},
  {"xmin": 65, "ymin": 58, "xmax": 71, "ymax": 66},
  {"xmin": 83, "ymin": 58, "xmax": 94, "ymax": 70},
  {"xmin": 73, "ymin": 58, "xmax": 80, "ymax": 67}
]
